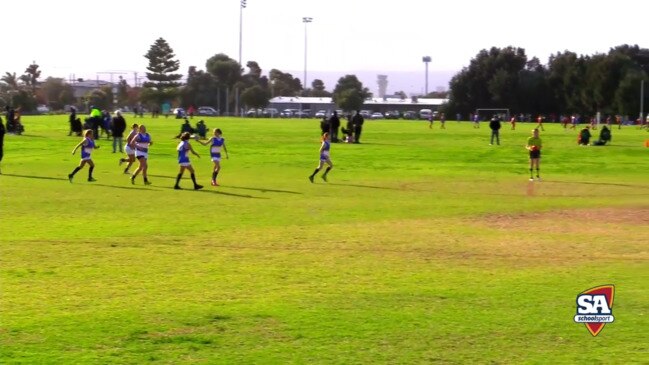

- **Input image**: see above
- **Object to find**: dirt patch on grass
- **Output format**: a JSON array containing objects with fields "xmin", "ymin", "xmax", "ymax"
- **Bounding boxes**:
[{"xmin": 482, "ymin": 206, "xmax": 649, "ymax": 231}]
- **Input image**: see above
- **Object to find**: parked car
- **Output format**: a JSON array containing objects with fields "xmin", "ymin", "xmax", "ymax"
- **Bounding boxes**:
[
  {"xmin": 246, "ymin": 108, "xmax": 262, "ymax": 117},
  {"xmin": 384, "ymin": 110, "xmax": 400, "ymax": 119},
  {"xmin": 403, "ymin": 111, "xmax": 417, "ymax": 120},
  {"xmin": 197, "ymin": 106, "xmax": 218, "ymax": 116},
  {"xmin": 315, "ymin": 110, "xmax": 328, "ymax": 119},
  {"xmin": 419, "ymin": 108, "xmax": 433, "ymax": 120},
  {"xmin": 293, "ymin": 109, "xmax": 311, "ymax": 118},
  {"xmin": 280, "ymin": 109, "xmax": 295, "ymax": 118},
  {"xmin": 371, "ymin": 112, "xmax": 384, "ymax": 120},
  {"xmin": 36, "ymin": 105, "xmax": 51, "ymax": 113},
  {"xmin": 360, "ymin": 110, "xmax": 372, "ymax": 119},
  {"xmin": 262, "ymin": 108, "xmax": 279, "ymax": 117}
]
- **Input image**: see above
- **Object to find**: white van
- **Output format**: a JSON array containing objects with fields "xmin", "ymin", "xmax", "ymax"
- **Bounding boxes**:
[{"xmin": 419, "ymin": 109, "xmax": 432, "ymax": 120}]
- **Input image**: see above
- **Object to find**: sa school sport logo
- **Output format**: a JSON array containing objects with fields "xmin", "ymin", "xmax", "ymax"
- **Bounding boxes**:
[{"xmin": 574, "ymin": 285, "xmax": 615, "ymax": 336}]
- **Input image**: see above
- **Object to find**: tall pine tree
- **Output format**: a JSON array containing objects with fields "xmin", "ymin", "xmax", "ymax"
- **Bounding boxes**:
[{"xmin": 142, "ymin": 38, "xmax": 182, "ymax": 107}]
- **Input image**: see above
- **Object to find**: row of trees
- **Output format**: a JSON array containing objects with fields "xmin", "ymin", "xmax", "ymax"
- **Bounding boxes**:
[
  {"xmin": 142, "ymin": 38, "xmax": 372, "ymax": 114},
  {"xmin": 444, "ymin": 45, "xmax": 649, "ymax": 118},
  {"xmin": 3, "ymin": 39, "xmax": 646, "ymax": 117}
]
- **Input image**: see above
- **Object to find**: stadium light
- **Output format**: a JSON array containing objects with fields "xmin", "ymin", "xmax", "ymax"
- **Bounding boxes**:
[
  {"xmin": 237, "ymin": 0, "xmax": 247, "ymax": 117},
  {"xmin": 422, "ymin": 56, "xmax": 431, "ymax": 95},
  {"xmin": 303, "ymin": 17, "xmax": 313, "ymax": 95}
]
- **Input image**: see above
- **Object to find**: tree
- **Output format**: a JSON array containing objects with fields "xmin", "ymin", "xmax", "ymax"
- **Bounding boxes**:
[
  {"xmin": 41, "ymin": 77, "xmax": 68, "ymax": 110},
  {"xmin": 86, "ymin": 89, "xmax": 111, "ymax": 110},
  {"xmin": 206, "ymin": 53, "xmax": 242, "ymax": 114},
  {"xmin": 332, "ymin": 75, "xmax": 371, "ymax": 112},
  {"xmin": 116, "ymin": 76, "xmax": 130, "ymax": 106},
  {"xmin": 23, "ymin": 62, "xmax": 41, "ymax": 94},
  {"xmin": 310, "ymin": 79, "xmax": 331, "ymax": 97},
  {"xmin": 241, "ymin": 85, "xmax": 269, "ymax": 112},
  {"xmin": 1, "ymin": 72, "xmax": 19, "ymax": 90},
  {"xmin": 268, "ymin": 69, "xmax": 302, "ymax": 97},
  {"xmin": 181, "ymin": 66, "xmax": 219, "ymax": 108},
  {"xmin": 142, "ymin": 37, "xmax": 183, "ymax": 107}
]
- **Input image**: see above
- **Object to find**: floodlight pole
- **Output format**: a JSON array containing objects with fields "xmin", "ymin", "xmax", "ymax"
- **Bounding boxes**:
[
  {"xmin": 422, "ymin": 56, "xmax": 431, "ymax": 95},
  {"xmin": 303, "ymin": 18, "xmax": 312, "ymax": 93},
  {"xmin": 237, "ymin": 0, "xmax": 247, "ymax": 117},
  {"xmin": 302, "ymin": 17, "xmax": 312, "ymax": 116}
]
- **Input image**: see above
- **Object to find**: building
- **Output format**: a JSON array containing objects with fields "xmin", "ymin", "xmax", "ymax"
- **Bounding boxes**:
[{"xmin": 268, "ymin": 96, "xmax": 447, "ymax": 115}]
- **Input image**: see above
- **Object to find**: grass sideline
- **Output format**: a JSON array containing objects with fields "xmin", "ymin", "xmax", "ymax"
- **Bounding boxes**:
[{"xmin": 1, "ymin": 116, "xmax": 648, "ymax": 363}]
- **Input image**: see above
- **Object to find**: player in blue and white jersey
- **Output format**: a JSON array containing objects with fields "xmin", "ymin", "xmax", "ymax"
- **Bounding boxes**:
[
  {"xmin": 174, "ymin": 132, "xmax": 203, "ymax": 190},
  {"xmin": 68, "ymin": 129, "xmax": 100, "ymax": 182},
  {"xmin": 129, "ymin": 124, "xmax": 153, "ymax": 185},
  {"xmin": 119, "ymin": 123, "xmax": 138, "ymax": 174},
  {"xmin": 197, "ymin": 128, "xmax": 228, "ymax": 186},
  {"xmin": 308, "ymin": 132, "xmax": 333, "ymax": 183}
]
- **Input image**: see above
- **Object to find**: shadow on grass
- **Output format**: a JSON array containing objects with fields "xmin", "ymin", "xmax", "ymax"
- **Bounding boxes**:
[
  {"xmin": 328, "ymin": 182, "xmax": 399, "ymax": 191},
  {"xmin": 157, "ymin": 185, "xmax": 267, "ymax": 199},
  {"xmin": 226, "ymin": 185, "xmax": 302, "ymax": 195},
  {"xmin": 2, "ymin": 173, "xmax": 68, "ymax": 181}
]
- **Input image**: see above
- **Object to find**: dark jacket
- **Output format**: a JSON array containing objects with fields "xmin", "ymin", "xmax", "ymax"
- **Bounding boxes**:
[
  {"xmin": 112, "ymin": 115, "xmax": 127, "ymax": 137},
  {"xmin": 352, "ymin": 113, "xmax": 364, "ymax": 128},
  {"xmin": 489, "ymin": 117, "xmax": 501, "ymax": 130}
]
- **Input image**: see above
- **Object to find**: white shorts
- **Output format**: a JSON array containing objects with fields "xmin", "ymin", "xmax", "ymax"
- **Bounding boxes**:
[
  {"xmin": 135, "ymin": 152, "xmax": 148, "ymax": 160},
  {"xmin": 125, "ymin": 145, "xmax": 134, "ymax": 155},
  {"xmin": 179, "ymin": 162, "xmax": 191, "ymax": 167},
  {"xmin": 81, "ymin": 157, "xmax": 92, "ymax": 161},
  {"xmin": 211, "ymin": 157, "xmax": 221, "ymax": 162}
]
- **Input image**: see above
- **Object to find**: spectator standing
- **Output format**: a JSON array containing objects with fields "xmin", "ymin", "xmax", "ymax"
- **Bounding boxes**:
[
  {"xmin": 68, "ymin": 106, "xmax": 77, "ymax": 136},
  {"xmin": 489, "ymin": 114, "xmax": 502, "ymax": 145},
  {"xmin": 111, "ymin": 110, "xmax": 127, "ymax": 153},
  {"xmin": 329, "ymin": 111, "xmax": 341, "ymax": 142},
  {"xmin": 352, "ymin": 110, "xmax": 364, "ymax": 144}
]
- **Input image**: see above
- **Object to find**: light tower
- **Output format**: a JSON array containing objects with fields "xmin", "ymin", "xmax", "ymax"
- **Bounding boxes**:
[
  {"xmin": 377, "ymin": 75, "xmax": 388, "ymax": 98},
  {"xmin": 422, "ymin": 56, "xmax": 431, "ymax": 95},
  {"xmin": 302, "ymin": 17, "xmax": 313, "ymax": 95}
]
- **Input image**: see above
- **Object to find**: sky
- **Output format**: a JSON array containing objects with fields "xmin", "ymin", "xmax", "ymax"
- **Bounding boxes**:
[{"xmin": 3, "ymin": 0, "xmax": 647, "ymax": 95}]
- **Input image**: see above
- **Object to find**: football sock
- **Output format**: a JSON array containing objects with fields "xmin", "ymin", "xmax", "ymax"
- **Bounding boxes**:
[
  {"xmin": 323, "ymin": 166, "xmax": 332, "ymax": 176},
  {"xmin": 310, "ymin": 168, "xmax": 320, "ymax": 178},
  {"xmin": 529, "ymin": 168, "xmax": 533, "ymax": 178},
  {"xmin": 88, "ymin": 166, "xmax": 94, "ymax": 179},
  {"xmin": 190, "ymin": 173, "xmax": 197, "ymax": 185},
  {"xmin": 536, "ymin": 168, "xmax": 540, "ymax": 178},
  {"xmin": 70, "ymin": 166, "xmax": 82, "ymax": 176},
  {"xmin": 212, "ymin": 171, "xmax": 218, "ymax": 181},
  {"xmin": 175, "ymin": 173, "xmax": 182, "ymax": 186}
]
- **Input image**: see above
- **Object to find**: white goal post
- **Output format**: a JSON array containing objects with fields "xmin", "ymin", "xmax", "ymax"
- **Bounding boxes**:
[{"xmin": 475, "ymin": 108, "xmax": 510, "ymax": 120}]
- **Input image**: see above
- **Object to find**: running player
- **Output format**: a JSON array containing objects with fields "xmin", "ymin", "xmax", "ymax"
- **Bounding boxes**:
[
  {"xmin": 129, "ymin": 124, "xmax": 152, "ymax": 185},
  {"xmin": 68, "ymin": 129, "xmax": 99, "ymax": 182},
  {"xmin": 197, "ymin": 128, "xmax": 229, "ymax": 186},
  {"xmin": 526, "ymin": 128, "xmax": 542, "ymax": 181},
  {"xmin": 174, "ymin": 132, "xmax": 203, "ymax": 190},
  {"xmin": 308, "ymin": 132, "xmax": 333, "ymax": 183},
  {"xmin": 119, "ymin": 123, "xmax": 138, "ymax": 174}
]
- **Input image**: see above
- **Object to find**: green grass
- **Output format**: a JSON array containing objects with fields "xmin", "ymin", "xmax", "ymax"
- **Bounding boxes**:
[{"xmin": 1, "ymin": 116, "xmax": 648, "ymax": 364}]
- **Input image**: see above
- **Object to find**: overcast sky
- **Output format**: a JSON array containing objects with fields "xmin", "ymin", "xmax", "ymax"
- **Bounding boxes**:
[{"xmin": 3, "ymin": 0, "xmax": 647, "ymax": 94}]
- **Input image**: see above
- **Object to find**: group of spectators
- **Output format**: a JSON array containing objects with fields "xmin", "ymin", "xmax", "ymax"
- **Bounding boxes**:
[
  {"xmin": 175, "ymin": 119, "xmax": 208, "ymax": 139},
  {"xmin": 68, "ymin": 106, "xmax": 127, "ymax": 153},
  {"xmin": 320, "ymin": 110, "xmax": 365, "ymax": 143}
]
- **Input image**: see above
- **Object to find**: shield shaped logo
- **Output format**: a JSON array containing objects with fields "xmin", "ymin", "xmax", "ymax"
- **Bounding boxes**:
[{"xmin": 574, "ymin": 285, "xmax": 615, "ymax": 336}]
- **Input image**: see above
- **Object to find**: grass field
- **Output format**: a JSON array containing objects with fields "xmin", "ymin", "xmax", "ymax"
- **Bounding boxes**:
[{"xmin": 1, "ymin": 115, "xmax": 648, "ymax": 364}]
